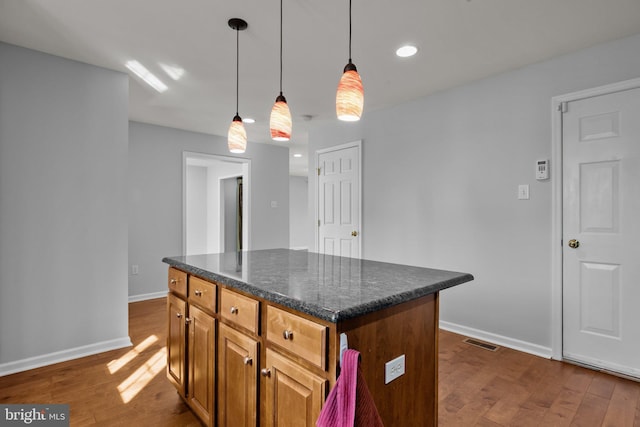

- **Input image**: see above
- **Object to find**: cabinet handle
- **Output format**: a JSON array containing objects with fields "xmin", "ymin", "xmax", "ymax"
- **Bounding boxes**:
[
  {"xmin": 260, "ymin": 368, "xmax": 271, "ymax": 377},
  {"xmin": 185, "ymin": 317, "xmax": 192, "ymax": 325},
  {"xmin": 194, "ymin": 290, "xmax": 202, "ymax": 296},
  {"xmin": 230, "ymin": 306, "xmax": 239, "ymax": 314},
  {"xmin": 282, "ymin": 330, "xmax": 294, "ymax": 340},
  {"xmin": 170, "ymin": 279, "xmax": 177, "ymax": 285},
  {"xmin": 243, "ymin": 356, "xmax": 253, "ymax": 366},
  {"xmin": 176, "ymin": 313, "xmax": 182, "ymax": 319}
]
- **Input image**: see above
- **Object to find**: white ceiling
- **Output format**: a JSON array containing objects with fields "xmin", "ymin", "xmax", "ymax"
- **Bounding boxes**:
[{"xmin": 2, "ymin": 0, "xmax": 640, "ymax": 175}]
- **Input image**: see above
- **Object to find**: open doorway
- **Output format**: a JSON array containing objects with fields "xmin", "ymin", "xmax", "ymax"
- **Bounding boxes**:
[{"xmin": 183, "ymin": 152, "xmax": 250, "ymax": 255}]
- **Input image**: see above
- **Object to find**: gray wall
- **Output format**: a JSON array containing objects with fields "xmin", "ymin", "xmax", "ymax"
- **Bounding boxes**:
[
  {"xmin": 128, "ymin": 122, "xmax": 289, "ymax": 299},
  {"xmin": 289, "ymin": 176, "xmax": 310, "ymax": 250},
  {"xmin": 308, "ymin": 33, "xmax": 640, "ymax": 355},
  {"xmin": 0, "ymin": 43, "xmax": 130, "ymax": 373}
]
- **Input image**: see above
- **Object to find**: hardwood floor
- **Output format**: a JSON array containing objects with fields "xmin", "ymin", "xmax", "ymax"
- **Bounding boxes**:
[{"xmin": 1, "ymin": 297, "xmax": 639, "ymax": 426}]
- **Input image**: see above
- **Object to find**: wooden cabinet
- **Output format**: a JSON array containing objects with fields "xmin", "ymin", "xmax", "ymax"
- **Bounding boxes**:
[
  {"xmin": 167, "ymin": 292, "xmax": 187, "ymax": 396},
  {"xmin": 166, "ymin": 266, "xmax": 440, "ymax": 426},
  {"xmin": 166, "ymin": 267, "xmax": 216, "ymax": 427},
  {"xmin": 218, "ymin": 323, "xmax": 259, "ymax": 427},
  {"xmin": 263, "ymin": 349, "xmax": 327, "ymax": 427},
  {"xmin": 187, "ymin": 304, "xmax": 215, "ymax": 426}
]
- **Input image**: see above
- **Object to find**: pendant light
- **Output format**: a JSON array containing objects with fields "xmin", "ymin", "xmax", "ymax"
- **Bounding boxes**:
[
  {"xmin": 270, "ymin": 0, "xmax": 292, "ymax": 141},
  {"xmin": 336, "ymin": 0, "xmax": 364, "ymax": 122},
  {"xmin": 228, "ymin": 18, "xmax": 248, "ymax": 153}
]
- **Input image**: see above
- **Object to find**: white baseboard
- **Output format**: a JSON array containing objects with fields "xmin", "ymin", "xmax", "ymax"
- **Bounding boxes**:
[
  {"xmin": 0, "ymin": 336, "xmax": 132, "ymax": 377},
  {"xmin": 289, "ymin": 246, "xmax": 309, "ymax": 251},
  {"xmin": 439, "ymin": 320, "xmax": 552, "ymax": 359},
  {"xmin": 128, "ymin": 291, "xmax": 167, "ymax": 303}
]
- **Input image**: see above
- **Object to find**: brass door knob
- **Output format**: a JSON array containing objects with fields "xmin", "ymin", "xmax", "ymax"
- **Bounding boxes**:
[
  {"xmin": 351, "ymin": 231, "xmax": 358, "ymax": 237},
  {"xmin": 568, "ymin": 239, "xmax": 580, "ymax": 249}
]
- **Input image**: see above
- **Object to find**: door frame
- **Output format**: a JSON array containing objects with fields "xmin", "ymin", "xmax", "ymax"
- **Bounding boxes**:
[
  {"xmin": 182, "ymin": 151, "xmax": 251, "ymax": 255},
  {"xmin": 314, "ymin": 140, "xmax": 362, "ymax": 256},
  {"xmin": 550, "ymin": 77, "xmax": 640, "ymax": 361}
]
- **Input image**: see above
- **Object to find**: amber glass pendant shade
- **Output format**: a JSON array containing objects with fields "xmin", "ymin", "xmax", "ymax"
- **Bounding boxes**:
[
  {"xmin": 336, "ymin": 63, "xmax": 364, "ymax": 122},
  {"xmin": 228, "ymin": 115, "xmax": 247, "ymax": 153},
  {"xmin": 270, "ymin": 94, "xmax": 292, "ymax": 141}
]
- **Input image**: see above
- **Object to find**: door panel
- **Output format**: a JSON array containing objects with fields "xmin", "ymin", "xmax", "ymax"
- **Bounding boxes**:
[
  {"xmin": 263, "ymin": 349, "xmax": 326, "ymax": 427},
  {"xmin": 562, "ymin": 87, "xmax": 640, "ymax": 378},
  {"xmin": 167, "ymin": 293, "xmax": 186, "ymax": 395},
  {"xmin": 318, "ymin": 144, "xmax": 361, "ymax": 258},
  {"xmin": 188, "ymin": 305, "xmax": 215, "ymax": 426},
  {"xmin": 217, "ymin": 323, "xmax": 258, "ymax": 427}
]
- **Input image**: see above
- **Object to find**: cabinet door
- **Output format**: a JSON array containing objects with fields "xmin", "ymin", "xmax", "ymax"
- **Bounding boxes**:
[
  {"xmin": 218, "ymin": 323, "xmax": 258, "ymax": 427},
  {"xmin": 263, "ymin": 349, "xmax": 327, "ymax": 427},
  {"xmin": 167, "ymin": 293, "xmax": 186, "ymax": 396},
  {"xmin": 188, "ymin": 304, "xmax": 216, "ymax": 427}
]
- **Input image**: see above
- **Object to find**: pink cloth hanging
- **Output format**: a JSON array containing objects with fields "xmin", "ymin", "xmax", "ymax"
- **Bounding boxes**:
[{"xmin": 316, "ymin": 349, "xmax": 384, "ymax": 427}]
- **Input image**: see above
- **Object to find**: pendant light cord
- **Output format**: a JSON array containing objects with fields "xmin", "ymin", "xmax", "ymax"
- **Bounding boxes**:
[
  {"xmin": 348, "ymin": 0, "xmax": 352, "ymax": 63},
  {"xmin": 279, "ymin": 0, "xmax": 283, "ymax": 95},
  {"xmin": 236, "ymin": 27, "xmax": 240, "ymax": 115}
]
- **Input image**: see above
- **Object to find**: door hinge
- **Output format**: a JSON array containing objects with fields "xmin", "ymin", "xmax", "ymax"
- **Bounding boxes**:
[
  {"xmin": 558, "ymin": 102, "xmax": 568, "ymax": 113},
  {"xmin": 317, "ymin": 167, "xmax": 321, "ymax": 176},
  {"xmin": 318, "ymin": 220, "xmax": 321, "ymax": 227}
]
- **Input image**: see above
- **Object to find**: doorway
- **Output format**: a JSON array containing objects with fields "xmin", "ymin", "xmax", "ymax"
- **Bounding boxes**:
[
  {"xmin": 552, "ymin": 78, "xmax": 640, "ymax": 378},
  {"xmin": 183, "ymin": 152, "xmax": 250, "ymax": 255},
  {"xmin": 315, "ymin": 141, "xmax": 362, "ymax": 258}
]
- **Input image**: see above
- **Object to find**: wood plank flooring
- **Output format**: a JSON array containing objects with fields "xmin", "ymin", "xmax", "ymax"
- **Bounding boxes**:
[{"xmin": 1, "ymin": 297, "xmax": 639, "ymax": 426}]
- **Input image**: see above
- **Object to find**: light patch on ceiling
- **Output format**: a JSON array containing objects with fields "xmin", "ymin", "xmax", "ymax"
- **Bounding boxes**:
[
  {"xmin": 160, "ymin": 63, "xmax": 185, "ymax": 81},
  {"xmin": 125, "ymin": 60, "xmax": 168, "ymax": 93}
]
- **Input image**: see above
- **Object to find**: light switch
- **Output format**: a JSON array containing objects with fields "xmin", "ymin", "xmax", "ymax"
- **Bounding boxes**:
[{"xmin": 518, "ymin": 185, "xmax": 530, "ymax": 200}]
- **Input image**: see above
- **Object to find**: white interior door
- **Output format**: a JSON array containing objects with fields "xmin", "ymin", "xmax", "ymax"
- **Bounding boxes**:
[
  {"xmin": 317, "ymin": 142, "xmax": 361, "ymax": 258},
  {"xmin": 562, "ymin": 87, "xmax": 640, "ymax": 378}
]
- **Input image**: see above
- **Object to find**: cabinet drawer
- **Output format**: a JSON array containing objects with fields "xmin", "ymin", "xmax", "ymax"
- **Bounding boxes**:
[
  {"xmin": 168, "ymin": 267, "xmax": 187, "ymax": 298},
  {"xmin": 266, "ymin": 306, "xmax": 327, "ymax": 370},
  {"xmin": 220, "ymin": 288, "xmax": 259, "ymax": 335},
  {"xmin": 189, "ymin": 276, "xmax": 217, "ymax": 313}
]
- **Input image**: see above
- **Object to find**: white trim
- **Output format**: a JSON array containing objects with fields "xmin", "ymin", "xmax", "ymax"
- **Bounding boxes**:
[
  {"xmin": 128, "ymin": 291, "xmax": 167, "ymax": 303},
  {"xmin": 550, "ymin": 77, "xmax": 640, "ymax": 361},
  {"xmin": 289, "ymin": 246, "xmax": 309, "ymax": 251},
  {"xmin": 564, "ymin": 353, "xmax": 640, "ymax": 380},
  {"xmin": 0, "ymin": 337, "xmax": 132, "ymax": 377},
  {"xmin": 440, "ymin": 321, "xmax": 552, "ymax": 359},
  {"xmin": 182, "ymin": 151, "xmax": 251, "ymax": 254},
  {"xmin": 314, "ymin": 140, "xmax": 363, "ymax": 256}
]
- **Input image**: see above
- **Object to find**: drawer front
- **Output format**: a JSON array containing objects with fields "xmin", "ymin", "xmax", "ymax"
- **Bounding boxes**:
[
  {"xmin": 266, "ymin": 306, "xmax": 327, "ymax": 370},
  {"xmin": 220, "ymin": 288, "xmax": 260, "ymax": 334},
  {"xmin": 168, "ymin": 267, "xmax": 187, "ymax": 298},
  {"xmin": 188, "ymin": 276, "xmax": 217, "ymax": 313}
]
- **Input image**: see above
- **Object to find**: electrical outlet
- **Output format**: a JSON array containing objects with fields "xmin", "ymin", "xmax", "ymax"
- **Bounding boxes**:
[{"xmin": 385, "ymin": 354, "xmax": 405, "ymax": 384}]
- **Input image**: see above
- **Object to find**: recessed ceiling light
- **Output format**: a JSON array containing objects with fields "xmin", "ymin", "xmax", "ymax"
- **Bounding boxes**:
[
  {"xmin": 396, "ymin": 45, "xmax": 418, "ymax": 58},
  {"xmin": 125, "ymin": 60, "xmax": 168, "ymax": 93},
  {"xmin": 293, "ymin": 153, "xmax": 302, "ymax": 158},
  {"xmin": 242, "ymin": 118, "xmax": 255, "ymax": 124}
]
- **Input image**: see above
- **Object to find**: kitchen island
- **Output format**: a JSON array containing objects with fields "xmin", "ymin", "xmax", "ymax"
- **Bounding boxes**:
[{"xmin": 163, "ymin": 249, "xmax": 473, "ymax": 426}]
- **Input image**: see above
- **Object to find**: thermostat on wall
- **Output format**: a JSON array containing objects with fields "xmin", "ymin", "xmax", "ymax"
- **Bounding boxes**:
[{"xmin": 536, "ymin": 159, "xmax": 549, "ymax": 180}]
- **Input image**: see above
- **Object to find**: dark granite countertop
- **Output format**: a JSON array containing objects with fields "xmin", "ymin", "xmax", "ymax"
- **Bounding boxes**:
[{"xmin": 162, "ymin": 249, "xmax": 473, "ymax": 323}]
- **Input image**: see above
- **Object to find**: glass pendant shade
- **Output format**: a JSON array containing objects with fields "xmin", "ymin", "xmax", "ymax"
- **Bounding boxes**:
[
  {"xmin": 336, "ymin": 63, "xmax": 364, "ymax": 122},
  {"xmin": 228, "ymin": 115, "xmax": 247, "ymax": 153},
  {"xmin": 270, "ymin": 94, "xmax": 292, "ymax": 141}
]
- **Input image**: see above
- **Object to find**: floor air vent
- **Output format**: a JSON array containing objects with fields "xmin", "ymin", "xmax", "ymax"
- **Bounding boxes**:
[{"xmin": 463, "ymin": 338, "xmax": 499, "ymax": 352}]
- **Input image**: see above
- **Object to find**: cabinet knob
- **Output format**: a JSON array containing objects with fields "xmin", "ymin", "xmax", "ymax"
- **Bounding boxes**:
[
  {"xmin": 243, "ymin": 356, "xmax": 253, "ymax": 366},
  {"xmin": 282, "ymin": 330, "xmax": 294, "ymax": 340},
  {"xmin": 185, "ymin": 317, "xmax": 192, "ymax": 325},
  {"xmin": 176, "ymin": 313, "xmax": 182, "ymax": 319},
  {"xmin": 170, "ymin": 279, "xmax": 177, "ymax": 284},
  {"xmin": 194, "ymin": 290, "xmax": 202, "ymax": 296},
  {"xmin": 260, "ymin": 368, "xmax": 271, "ymax": 377},
  {"xmin": 230, "ymin": 306, "xmax": 239, "ymax": 315}
]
